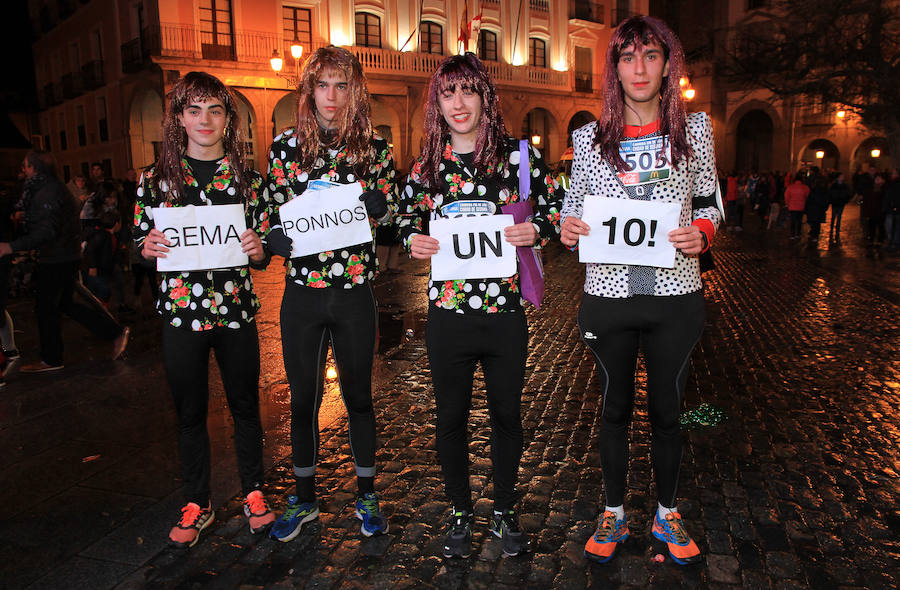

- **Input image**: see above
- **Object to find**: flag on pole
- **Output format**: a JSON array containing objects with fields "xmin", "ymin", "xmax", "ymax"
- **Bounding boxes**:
[
  {"xmin": 458, "ymin": 1, "xmax": 470, "ymax": 54},
  {"xmin": 470, "ymin": 7, "xmax": 483, "ymax": 53}
]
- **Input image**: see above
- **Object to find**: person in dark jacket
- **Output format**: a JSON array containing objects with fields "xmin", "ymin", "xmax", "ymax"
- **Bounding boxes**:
[
  {"xmin": 805, "ymin": 177, "xmax": 829, "ymax": 241},
  {"xmin": 884, "ymin": 169, "xmax": 900, "ymax": 250},
  {"xmin": 827, "ymin": 172, "xmax": 852, "ymax": 244},
  {"xmin": 0, "ymin": 151, "xmax": 129, "ymax": 372}
]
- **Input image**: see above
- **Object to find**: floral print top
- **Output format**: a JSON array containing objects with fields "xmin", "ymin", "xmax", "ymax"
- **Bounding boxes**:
[
  {"xmin": 264, "ymin": 129, "xmax": 397, "ymax": 289},
  {"xmin": 132, "ymin": 157, "xmax": 271, "ymax": 331},
  {"xmin": 398, "ymin": 137, "xmax": 562, "ymax": 314}
]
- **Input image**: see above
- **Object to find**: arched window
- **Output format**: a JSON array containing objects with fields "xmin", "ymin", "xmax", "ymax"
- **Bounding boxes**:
[
  {"xmin": 479, "ymin": 30, "xmax": 498, "ymax": 61},
  {"xmin": 529, "ymin": 38, "xmax": 546, "ymax": 68},
  {"xmin": 355, "ymin": 12, "xmax": 381, "ymax": 48},
  {"xmin": 420, "ymin": 21, "xmax": 443, "ymax": 54}
]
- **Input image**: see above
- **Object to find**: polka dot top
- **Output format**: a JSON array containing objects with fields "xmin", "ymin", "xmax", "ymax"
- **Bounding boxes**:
[
  {"xmin": 132, "ymin": 158, "xmax": 271, "ymax": 331},
  {"xmin": 561, "ymin": 111, "xmax": 721, "ymax": 298},
  {"xmin": 398, "ymin": 137, "xmax": 563, "ymax": 314},
  {"xmin": 264, "ymin": 129, "xmax": 397, "ymax": 289}
]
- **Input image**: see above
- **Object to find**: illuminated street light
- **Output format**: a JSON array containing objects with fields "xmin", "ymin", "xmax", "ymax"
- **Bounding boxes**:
[
  {"xmin": 269, "ymin": 49, "xmax": 283, "ymax": 73},
  {"xmin": 679, "ymin": 76, "xmax": 688, "ymax": 87},
  {"xmin": 272, "ymin": 44, "xmax": 304, "ymax": 87},
  {"xmin": 531, "ymin": 134, "xmax": 541, "ymax": 146},
  {"xmin": 326, "ymin": 366, "xmax": 338, "ymax": 380},
  {"xmin": 871, "ymin": 149, "xmax": 881, "ymax": 158},
  {"xmin": 815, "ymin": 150, "xmax": 825, "ymax": 159},
  {"xmin": 684, "ymin": 88, "xmax": 696, "ymax": 100},
  {"xmin": 836, "ymin": 110, "xmax": 846, "ymax": 119}
]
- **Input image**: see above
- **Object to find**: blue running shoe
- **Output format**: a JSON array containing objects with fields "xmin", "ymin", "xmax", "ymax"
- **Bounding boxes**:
[
  {"xmin": 270, "ymin": 495, "xmax": 319, "ymax": 542},
  {"xmin": 355, "ymin": 492, "xmax": 388, "ymax": 536}
]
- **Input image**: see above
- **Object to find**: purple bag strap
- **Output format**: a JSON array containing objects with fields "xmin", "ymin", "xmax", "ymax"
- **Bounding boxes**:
[{"xmin": 518, "ymin": 139, "xmax": 531, "ymax": 202}]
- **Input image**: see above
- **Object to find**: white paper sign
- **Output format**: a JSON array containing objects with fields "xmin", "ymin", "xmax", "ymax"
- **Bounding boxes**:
[
  {"xmin": 151, "ymin": 204, "xmax": 248, "ymax": 271},
  {"xmin": 579, "ymin": 196, "xmax": 681, "ymax": 268},
  {"xmin": 429, "ymin": 215, "xmax": 517, "ymax": 281},
  {"xmin": 277, "ymin": 183, "xmax": 372, "ymax": 258}
]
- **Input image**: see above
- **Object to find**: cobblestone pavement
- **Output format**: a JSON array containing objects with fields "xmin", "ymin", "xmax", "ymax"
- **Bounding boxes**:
[{"xmin": 4, "ymin": 205, "xmax": 899, "ymax": 589}]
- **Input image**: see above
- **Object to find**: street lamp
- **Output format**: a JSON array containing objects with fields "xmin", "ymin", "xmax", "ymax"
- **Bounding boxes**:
[
  {"xmin": 836, "ymin": 110, "xmax": 846, "ymax": 119},
  {"xmin": 531, "ymin": 134, "xmax": 541, "ymax": 146},
  {"xmin": 871, "ymin": 149, "xmax": 881, "ymax": 158},
  {"xmin": 815, "ymin": 150, "xmax": 825, "ymax": 159},
  {"xmin": 271, "ymin": 44, "xmax": 304, "ymax": 87},
  {"xmin": 684, "ymin": 88, "xmax": 696, "ymax": 100}
]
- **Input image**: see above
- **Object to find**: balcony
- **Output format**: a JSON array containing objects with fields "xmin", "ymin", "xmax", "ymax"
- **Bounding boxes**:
[
  {"xmin": 574, "ymin": 72, "xmax": 593, "ymax": 93},
  {"xmin": 42, "ymin": 82, "xmax": 63, "ymax": 107},
  {"xmin": 144, "ymin": 24, "xmax": 570, "ymax": 91},
  {"xmin": 62, "ymin": 72, "xmax": 84, "ymax": 99},
  {"xmin": 530, "ymin": 0, "xmax": 549, "ymax": 11},
  {"xmin": 570, "ymin": 1, "xmax": 604, "ymax": 24},
  {"xmin": 82, "ymin": 60, "xmax": 105, "ymax": 89}
]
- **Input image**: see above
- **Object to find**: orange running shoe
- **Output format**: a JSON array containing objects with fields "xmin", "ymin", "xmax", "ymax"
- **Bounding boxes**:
[
  {"xmin": 651, "ymin": 512, "xmax": 702, "ymax": 565},
  {"xmin": 584, "ymin": 511, "xmax": 629, "ymax": 564},
  {"xmin": 168, "ymin": 502, "xmax": 214, "ymax": 548},
  {"xmin": 243, "ymin": 490, "xmax": 276, "ymax": 534}
]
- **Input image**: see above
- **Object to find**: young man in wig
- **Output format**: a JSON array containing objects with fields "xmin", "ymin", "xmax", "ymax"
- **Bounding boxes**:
[
  {"xmin": 560, "ymin": 16, "xmax": 722, "ymax": 566},
  {"xmin": 263, "ymin": 46, "xmax": 396, "ymax": 541},
  {"xmin": 397, "ymin": 53, "xmax": 562, "ymax": 558},
  {"xmin": 135, "ymin": 71, "xmax": 276, "ymax": 548}
]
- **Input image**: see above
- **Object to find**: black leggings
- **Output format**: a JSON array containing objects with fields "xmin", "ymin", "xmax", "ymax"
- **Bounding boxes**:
[
  {"xmin": 577, "ymin": 291, "xmax": 705, "ymax": 508},
  {"xmin": 281, "ymin": 282, "xmax": 378, "ymax": 481},
  {"xmin": 162, "ymin": 322, "xmax": 264, "ymax": 505},
  {"xmin": 426, "ymin": 307, "xmax": 528, "ymax": 512}
]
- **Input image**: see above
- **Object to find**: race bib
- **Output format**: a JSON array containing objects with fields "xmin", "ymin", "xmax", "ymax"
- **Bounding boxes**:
[
  {"xmin": 616, "ymin": 136, "xmax": 672, "ymax": 187},
  {"xmin": 578, "ymin": 196, "xmax": 681, "ymax": 268}
]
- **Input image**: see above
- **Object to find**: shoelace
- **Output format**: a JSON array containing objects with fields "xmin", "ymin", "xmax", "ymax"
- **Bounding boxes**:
[
  {"xmin": 663, "ymin": 514, "xmax": 690, "ymax": 544},
  {"xmin": 245, "ymin": 492, "xmax": 268, "ymax": 514},
  {"xmin": 179, "ymin": 503, "xmax": 203, "ymax": 526},
  {"xmin": 448, "ymin": 511, "xmax": 470, "ymax": 534},
  {"xmin": 594, "ymin": 513, "xmax": 618, "ymax": 540},
  {"xmin": 358, "ymin": 495, "xmax": 380, "ymax": 515},
  {"xmin": 498, "ymin": 510, "xmax": 521, "ymax": 533}
]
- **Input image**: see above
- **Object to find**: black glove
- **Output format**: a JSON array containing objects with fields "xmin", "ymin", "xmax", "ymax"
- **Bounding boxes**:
[
  {"xmin": 265, "ymin": 226, "xmax": 293, "ymax": 258},
  {"xmin": 360, "ymin": 189, "xmax": 388, "ymax": 220}
]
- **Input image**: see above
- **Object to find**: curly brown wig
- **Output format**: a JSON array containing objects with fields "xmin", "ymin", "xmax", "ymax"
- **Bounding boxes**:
[
  {"xmin": 153, "ymin": 71, "xmax": 250, "ymax": 204},
  {"xmin": 293, "ymin": 46, "xmax": 375, "ymax": 174}
]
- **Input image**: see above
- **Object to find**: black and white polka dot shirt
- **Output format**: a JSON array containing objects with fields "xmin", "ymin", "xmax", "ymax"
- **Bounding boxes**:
[{"xmin": 561, "ymin": 112, "xmax": 721, "ymax": 298}]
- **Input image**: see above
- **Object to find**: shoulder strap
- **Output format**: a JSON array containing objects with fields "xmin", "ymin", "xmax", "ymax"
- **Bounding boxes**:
[{"xmin": 518, "ymin": 139, "xmax": 531, "ymax": 200}]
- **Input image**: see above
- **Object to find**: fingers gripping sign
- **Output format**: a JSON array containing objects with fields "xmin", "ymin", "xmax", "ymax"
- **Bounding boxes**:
[
  {"xmin": 240, "ymin": 228, "xmax": 266, "ymax": 263},
  {"xmin": 561, "ymin": 216, "xmax": 591, "ymax": 247},
  {"xmin": 142, "ymin": 228, "xmax": 171, "ymax": 260},
  {"xmin": 410, "ymin": 233, "xmax": 440, "ymax": 259}
]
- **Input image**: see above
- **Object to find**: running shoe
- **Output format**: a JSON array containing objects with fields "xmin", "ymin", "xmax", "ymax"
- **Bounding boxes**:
[
  {"xmin": 355, "ymin": 492, "xmax": 388, "ymax": 536},
  {"xmin": 270, "ymin": 495, "xmax": 319, "ymax": 542},
  {"xmin": 442, "ymin": 508, "xmax": 473, "ymax": 559},
  {"xmin": 489, "ymin": 509, "xmax": 528, "ymax": 556},
  {"xmin": 243, "ymin": 490, "xmax": 276, "ymax": 534},
  {"xmin": 20, "ymin": 361, "xmax": 64, "ymax": 373},
  {"xmin": 651, "ymin": 512, "xmax": 702, "ymax": 565},
  {"xmin": 168, "ymin": 502, "xmax": 214, "ymax": 548},
  {"xmin": 584, "ymin": 511, "xmax": 629, "ymax": 564}
]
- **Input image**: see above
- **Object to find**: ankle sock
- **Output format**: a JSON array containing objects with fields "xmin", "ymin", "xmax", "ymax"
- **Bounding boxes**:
[
  {"xmin": 605, "ymin": 505, "xmax": 626, "ymax": 520},
  {"xmin": 657, "ymin": 503, "xmax": 678, "ymax": 520}
]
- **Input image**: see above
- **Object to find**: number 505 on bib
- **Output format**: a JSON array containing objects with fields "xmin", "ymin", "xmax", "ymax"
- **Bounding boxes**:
[{"xmin": 578, "ymin": 195, "xmax": 681, "ymax": 268}]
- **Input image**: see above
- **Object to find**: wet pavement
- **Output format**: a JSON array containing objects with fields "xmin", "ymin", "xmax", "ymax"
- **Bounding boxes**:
[{"xmin": 1, "ymin": 204, "xmax": 898, "ymax": 589}]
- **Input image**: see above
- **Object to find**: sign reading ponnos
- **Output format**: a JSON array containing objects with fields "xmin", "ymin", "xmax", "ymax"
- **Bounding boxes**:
[
  {"xmin": 277, "ymin": 183, "xmax": 373, "ymax": 257},
  {"xmin": 151, "ymin": 204, "xmax": 248, "ymax": 271},
  {"xmin": 429, "ymin": 214, "xmax": 517, "ymax": 281}
]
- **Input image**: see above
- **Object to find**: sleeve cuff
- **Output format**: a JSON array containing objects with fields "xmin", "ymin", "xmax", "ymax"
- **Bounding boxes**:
[{"xmin": 692, "ymin": 218, "xmax": 715, "ymax": 253}]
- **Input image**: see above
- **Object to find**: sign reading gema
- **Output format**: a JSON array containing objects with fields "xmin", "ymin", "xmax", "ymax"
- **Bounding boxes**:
[
  {"xmin": 277, "ymin": 182, "xmax": 373, "ymax": 258},
  {"xmin": 579, "ymin": 196, "xmax": 681, "ymax": 268},
  {"xmin": 429, "ymin": 214, "xmax": 517, "ymax": 281},
  {"xmin": 151, "ymin": 204, "xmax": 248, "ymax": 271}
]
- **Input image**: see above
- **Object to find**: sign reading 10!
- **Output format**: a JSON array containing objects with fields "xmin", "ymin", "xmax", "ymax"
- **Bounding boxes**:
[{"xmin": 578, "ymin": 196, "xmax": 681, "ymax": 268}]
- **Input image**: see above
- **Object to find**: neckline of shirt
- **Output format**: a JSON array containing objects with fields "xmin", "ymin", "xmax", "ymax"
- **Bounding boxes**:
[{"xmin": 623, "ymin": 120, "xmax": 661, "ymax": 138}]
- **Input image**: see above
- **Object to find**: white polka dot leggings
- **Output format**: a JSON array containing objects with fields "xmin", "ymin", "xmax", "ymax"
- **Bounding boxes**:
[{"xmin": 577, "ymin": 290, "xmax": 705, "ymax": 509}]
